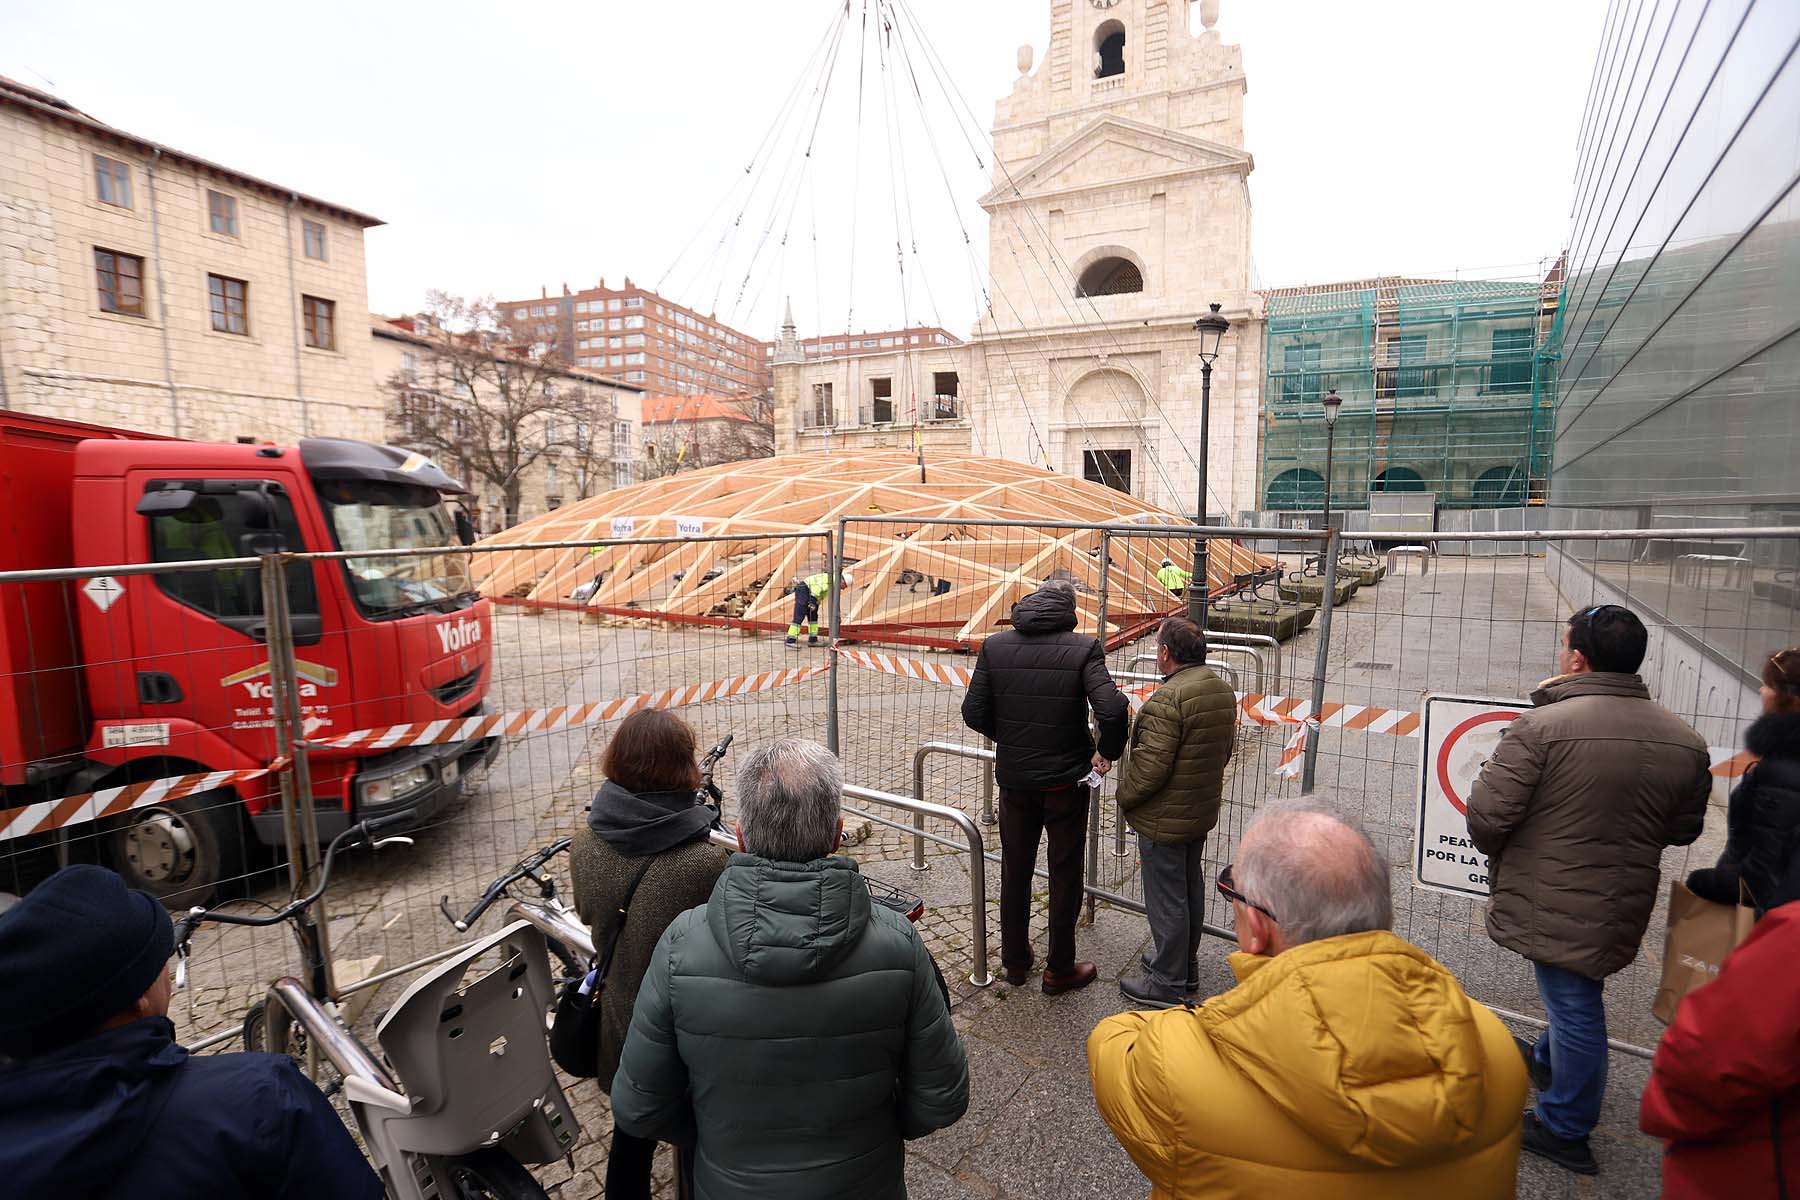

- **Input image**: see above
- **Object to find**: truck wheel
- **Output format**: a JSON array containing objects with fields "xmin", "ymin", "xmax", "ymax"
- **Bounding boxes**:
[{"xmin": 105, "ymin": 791, "xmax": 244, "ymax": 908}]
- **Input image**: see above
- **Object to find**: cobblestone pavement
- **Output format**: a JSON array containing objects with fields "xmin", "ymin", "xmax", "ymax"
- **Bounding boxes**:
[{"xmin": 166, "ymin": 558, "xmax": 1714, "ymax": 1197}]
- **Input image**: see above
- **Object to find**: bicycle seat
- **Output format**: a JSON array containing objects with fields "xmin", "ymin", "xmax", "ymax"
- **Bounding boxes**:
[{"xmin": 368, "ymin": 921, "xmax": 579, "ymax": 1167}]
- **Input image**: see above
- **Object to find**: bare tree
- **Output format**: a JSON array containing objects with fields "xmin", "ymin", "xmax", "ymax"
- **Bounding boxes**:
[
  {"xmin": 385, "ymin": 292, "xmax": 620, "ymax": 528},
  {"xmin": 640, "ymin": 390, "xmax": 775, "ymax": 480}
]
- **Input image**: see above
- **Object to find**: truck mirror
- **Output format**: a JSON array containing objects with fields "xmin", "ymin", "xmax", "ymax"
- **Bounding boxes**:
[
  {"xmin": 454, "ymin": 509, "xmax": 477, "ymax": 546},
  {"xmin": 136, "ymin": 488, "xmax": 198, "ymax": 516}
]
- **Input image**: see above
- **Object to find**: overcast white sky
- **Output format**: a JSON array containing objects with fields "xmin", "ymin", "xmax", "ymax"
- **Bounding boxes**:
[{"xmin": 2, "ymin": 0, "xmax": 1605, "ymax": 339}]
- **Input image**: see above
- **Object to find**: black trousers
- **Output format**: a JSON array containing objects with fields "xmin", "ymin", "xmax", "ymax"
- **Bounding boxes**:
[
  {"xmin": 998, "ymin": 785, "xmax": 1090, "ymax": 975},
  {"xmin": 606, "ymin": 1128, "xmax": 694, "ymax": 1200}
]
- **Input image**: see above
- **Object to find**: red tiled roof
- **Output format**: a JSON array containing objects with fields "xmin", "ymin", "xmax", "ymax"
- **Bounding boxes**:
[{"xmin": 641, "ymin": 395, "xmax": 762, "ymax": 424}]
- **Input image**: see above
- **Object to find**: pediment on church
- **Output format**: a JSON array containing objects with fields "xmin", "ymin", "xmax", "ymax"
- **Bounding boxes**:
[{"xmin": 979, "ymin": 115, "xmax": 1251, "ymax": 208}]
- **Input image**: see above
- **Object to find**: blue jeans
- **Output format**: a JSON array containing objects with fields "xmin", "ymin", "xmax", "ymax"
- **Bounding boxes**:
[{"xmin": 1531, "ymin": 961, "xmax": 1608, "ymax": 1141}]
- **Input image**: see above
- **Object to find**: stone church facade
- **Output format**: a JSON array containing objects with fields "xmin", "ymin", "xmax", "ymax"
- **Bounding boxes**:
[{"xmin": 773, "ymin": 0, "xmax": 1263, "ymax": 517}]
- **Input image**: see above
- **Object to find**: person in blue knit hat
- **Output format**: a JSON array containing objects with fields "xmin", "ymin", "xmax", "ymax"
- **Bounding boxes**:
[{"xmin": 0, "ymin": 865, "xmax": 382, "ymax": 1199}]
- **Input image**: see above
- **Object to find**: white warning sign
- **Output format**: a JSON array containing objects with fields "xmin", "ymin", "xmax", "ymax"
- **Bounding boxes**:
[
  {"xmin": 1412, "ymin": 693, "xmax": 1532, "ymax": 898},
  {"xmin": 675, "ymin": 516, "xmax": 705, "ymax": 538},
  {"xmin": 610, "ymin": 516, "xmax": 637, "ymax": 538},
  {"xmin": 82, "ymin": 575, "xmax": 125, "ymax": 613}
]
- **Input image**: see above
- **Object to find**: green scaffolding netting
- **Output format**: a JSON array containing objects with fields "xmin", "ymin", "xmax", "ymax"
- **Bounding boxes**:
[{"xmin": 1261, "ymin": 280, "xmax": 1561, "ymax": 511}]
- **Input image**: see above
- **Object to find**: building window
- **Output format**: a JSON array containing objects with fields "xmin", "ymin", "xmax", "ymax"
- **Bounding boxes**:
[
  {"xmin": 626, "ymin": 370, "xmax": 645, "ymax": 381},
  {"xmin": 870, "ymin": 377, "xmax": 893, "ymax": 424},
  {"xmin": 94, "ymin": 155, "xmax": 132, "ymax": 208},
  {"xmin": 626, "ymin": 352, "xmax": 646, "ymax": 364},
  {"xmin": 809, "ymin": 382, "xmax": 834, "ymax": 428},
  {"xmin": 931, "ymin": 372, "xmax": 960, "ymax": 420},
  {"xmin": 531, "ymin": 305, "xmax": 544, "ymax": 317},
  {"xmin": 1095, "ymin": 20, "xmax": 1126, "ymax": 79},
  {"xmin": 400, "ymin": 350, "xmax": 418, "ymax": 377},
  {"xmin": 302, "ymin": 295, "xmax": 336, "ymax": 350},
  {"xmin": 625, "ymin": 334, "xmax": 646, "ymax": 348},
  {"xmin": 625, "ymin": 297, "xmax": 644, "ymax": 309},
  {"xmin": 94, "ymin": 248, "xmax": 146, "ymax": 317},
  {"xmin": 514, "ymin": 307, "xmax": 528, "ymax": 319},
  {"xmin": 609, "ymin": 317, "xmax": 623, "ymax": 330},
  {"xmin": 1488, "ymin": 327, "xmax": 1535, "ymax": 394},
  {"xmin": 610, "ymin": 336, "xmax": 623, "ymax": 348},
  {"xmin": 608, "ymin": 299, "xmax": 622, "ymax": 311},
  {"xmin": 1280, "ymin": 343, "xmax": 1323, "ymax": 405},
  {"xmin": 1077, "ymin": 256, "xmax": 1143, "ymax": 297},
  {"xmin": 302, "ymin": 219, "xmax": 327, "ymax": 260},
  {"xmin": 625, "ymin": 315, "xmax": 645, "ymax": 330},
  {"xmin": 207, "ymin": 274, "xmax": 249, "ymax": 335},
  {"xmin": 207, "ymin": 189, "xmax": 239, "ymax": 237}
]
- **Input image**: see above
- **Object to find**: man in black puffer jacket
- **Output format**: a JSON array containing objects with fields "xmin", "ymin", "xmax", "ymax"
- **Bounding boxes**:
[{"xmin": 961, "ymin": 579, "xmax": 1129, "ymax": 995}]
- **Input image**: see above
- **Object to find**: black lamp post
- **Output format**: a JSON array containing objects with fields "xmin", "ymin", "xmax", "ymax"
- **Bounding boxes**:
[
  {"xmin": 1320, "ymin": 388, "xmax": 1344, "ymax": 542},
  {"xmin": 1190, "ymin": 302, "xmax": 1230, "ymax": 628}
]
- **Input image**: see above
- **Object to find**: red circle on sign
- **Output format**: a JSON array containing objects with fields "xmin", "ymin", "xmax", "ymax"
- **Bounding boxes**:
[{"xmin": 1436, "ymin": 711, "xmax": 1520, "ymax": 815}]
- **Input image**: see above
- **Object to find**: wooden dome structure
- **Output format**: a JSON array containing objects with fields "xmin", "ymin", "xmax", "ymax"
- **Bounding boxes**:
[{"xmin": 473, "ymin": 452, "xmax": 1276, "ymax": 648}]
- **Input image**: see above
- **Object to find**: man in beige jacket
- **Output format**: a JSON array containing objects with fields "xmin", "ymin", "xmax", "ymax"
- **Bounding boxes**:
[{"xmin": 1468, "ymin": 604, "xmax": 1711, "ymax": 1176}]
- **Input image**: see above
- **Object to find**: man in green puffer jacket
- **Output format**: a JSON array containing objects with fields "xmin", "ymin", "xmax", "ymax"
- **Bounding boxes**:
[
  {"xmin": 611, "ymin": 737, "xmax": 969, "ymax": 1199},
  {"xmin": 1114, "ymin": 616, "xmax": 1237, "ymax": 1009}
]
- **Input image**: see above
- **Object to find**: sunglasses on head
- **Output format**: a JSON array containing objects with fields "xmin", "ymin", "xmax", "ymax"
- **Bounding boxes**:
[{"xmin": 1216, "ymin": 863, "xmax": 1278, "ymax": 922}]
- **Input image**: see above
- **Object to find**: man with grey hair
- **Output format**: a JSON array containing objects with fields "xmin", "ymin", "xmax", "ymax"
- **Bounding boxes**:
[
  {"xmin": 1089, "ymin": 801, "xmax": 1527, "ymax": 1196},
  {"xmin": 612, "ymin": 738, "xmax": 969, "ymax": 1200}
]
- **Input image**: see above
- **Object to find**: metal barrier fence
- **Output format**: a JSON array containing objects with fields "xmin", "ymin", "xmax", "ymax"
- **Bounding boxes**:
[{"xmin": 6, "ymin": 518, "xmax": 1797, "ymax": 1062}]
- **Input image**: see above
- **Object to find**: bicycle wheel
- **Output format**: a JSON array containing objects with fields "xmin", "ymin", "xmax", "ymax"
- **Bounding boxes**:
[
  {"xmin": 242, "ymin": 999, "xmax": 323, "ymax": 1083},
  {"xmin": 446, "ymin": 1149, "xmax": 549, "ymax": 1200}
]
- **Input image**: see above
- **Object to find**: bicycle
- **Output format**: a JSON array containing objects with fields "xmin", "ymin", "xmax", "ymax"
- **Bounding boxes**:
[{"xmin": 174, "ymin": 812, "xmax": 580, "ymax": 1200}]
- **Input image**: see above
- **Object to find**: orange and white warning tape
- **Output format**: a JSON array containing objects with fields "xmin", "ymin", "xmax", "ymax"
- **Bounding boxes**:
[
  {"xmin": 309, "ymin": 664, "xmax": 831, "ymax": 752},
  {"xmin": 836, "ymin": 647, "xmax": 1752, "ymax": 779},
  {"xmin": 3, "ymin": 667, "xmax": 829, "ymax": 842},
  {"xmin": 0, "ymin": 767, "xmax": 277, "ymax": 844}
]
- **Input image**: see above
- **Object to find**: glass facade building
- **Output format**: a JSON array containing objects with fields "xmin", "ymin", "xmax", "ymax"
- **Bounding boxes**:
[
  {"xmin": 1550, "ymin": 0, "xmax": 1799, "ymax": 519},
  {"xmin": 1548, "ymin": 0, "xmax": 1799, "ymax": 710}
]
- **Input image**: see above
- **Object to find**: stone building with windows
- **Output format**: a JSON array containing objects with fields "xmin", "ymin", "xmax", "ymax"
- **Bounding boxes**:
[
  {"xmin": 0, "ymin": 75, "xmax": 382, "ymax": 442},
  {"xmin": 772, "ymin": 0, "xmax": 1263, "ymax": 517},
  {"xmin": 372, "ymin": 317, "xmax": 644, "ymax": 530}
]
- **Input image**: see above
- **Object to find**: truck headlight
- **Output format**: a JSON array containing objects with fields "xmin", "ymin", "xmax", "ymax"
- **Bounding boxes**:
[{"xmin": 361, "ymin": 763, "xmax": 434, "ymax": 808}]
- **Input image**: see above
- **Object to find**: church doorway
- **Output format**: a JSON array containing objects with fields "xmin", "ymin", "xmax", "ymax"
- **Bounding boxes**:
[{"xmin": 1084, "ymin": 449, "xmax": 1133, "ymax": 495}]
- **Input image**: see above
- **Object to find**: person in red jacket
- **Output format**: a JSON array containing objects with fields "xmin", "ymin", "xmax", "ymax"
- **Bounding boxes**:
[{"xmin": 1639, "ymin": 900, "xmax": 1800, "ymax": 1198}]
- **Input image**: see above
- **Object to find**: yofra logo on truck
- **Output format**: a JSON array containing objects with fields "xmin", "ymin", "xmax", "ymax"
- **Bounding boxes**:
[{"xmin": 437, "ymin": 616, "xmax": 483, "ymax": 655}]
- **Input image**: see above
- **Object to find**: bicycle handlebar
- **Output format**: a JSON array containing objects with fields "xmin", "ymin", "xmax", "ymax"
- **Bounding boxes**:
[
  {"xmin": 439, "ymin": 837, "xmax": 573, "ymax": 931},
  {"xmin": 174, "ymin": 808, "xmax": 418, "ymax": 950}
]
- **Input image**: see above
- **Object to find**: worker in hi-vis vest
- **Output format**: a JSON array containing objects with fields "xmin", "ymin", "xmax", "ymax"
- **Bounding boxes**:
[
  {"xmin": 787, "ymin": 570, "xmax": 853, "ymax": 647},
  {"xmin": 1156, "ymin": 558, "xmax": 1193, "ymax": 598}
]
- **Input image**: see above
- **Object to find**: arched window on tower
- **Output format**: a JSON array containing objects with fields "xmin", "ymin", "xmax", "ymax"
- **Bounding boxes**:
[
  {"xmin": 1095, "ymin": 21, "xmax": 1125, "ymax": 79},
  {"xmin": 1077, "ymin": 256, "xmax": 1144, "ymax": 298}
]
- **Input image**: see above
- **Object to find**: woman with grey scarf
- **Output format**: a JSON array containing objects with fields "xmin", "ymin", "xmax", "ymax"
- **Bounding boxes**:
[{"xmin": 570, "ymin": 709, "xmax": 727, "ymax": 1200}]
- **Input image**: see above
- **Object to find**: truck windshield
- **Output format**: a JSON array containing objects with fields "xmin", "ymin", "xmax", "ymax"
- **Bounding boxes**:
[{"xmin": 316, "ymin": 479, "xmax": 473, "ymax": 615}]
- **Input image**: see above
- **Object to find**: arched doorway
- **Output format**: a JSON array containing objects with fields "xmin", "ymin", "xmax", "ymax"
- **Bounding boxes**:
[
  {"xmin": 1373, "ymin": 467, "xmax": 1427, "ymax": 492},
  {"xmin": 1472, "ymin": 464, "xmax": 1526, "ymax": 506},
  {"xmin": 1266, "ymin": 468, "xmax": 1324, "ymax": 510}
]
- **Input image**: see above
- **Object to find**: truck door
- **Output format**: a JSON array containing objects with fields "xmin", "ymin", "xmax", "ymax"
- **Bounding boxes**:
[{"xmin": 126, "ymin": 477, "xmax": 349, "ymax": 773}]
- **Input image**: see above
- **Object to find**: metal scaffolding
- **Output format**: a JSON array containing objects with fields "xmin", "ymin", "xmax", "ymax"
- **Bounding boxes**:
[{"xmin": 1260, "ymin": 278, "xmax": 1561, "ymax": 511}]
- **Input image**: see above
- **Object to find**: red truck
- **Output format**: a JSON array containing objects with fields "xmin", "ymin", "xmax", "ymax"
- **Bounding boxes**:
[{"xmin": 0, "ymin": 409, "xmax": 498, "ymax": 902}]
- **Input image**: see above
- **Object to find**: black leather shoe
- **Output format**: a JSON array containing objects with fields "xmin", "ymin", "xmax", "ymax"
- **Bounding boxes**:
[
  {"xmin": 1118, "ymin": 975, "xmax": 1182, "ymax": 1009},
  {"xmin": 1003, "ymin": 965, "xmax": 1030, "ymax": 987},
  {"xmin": 1521, "ymin": 1111, "xmax": 1598, "ymax": 1175},
  {"xmin": 1515, "ymin": 1035, "xmax": 1553, "ymax": 1092},
  {"xmin": 1042, "ymin": 961, "xmax": 1097, "ymax": 996}
]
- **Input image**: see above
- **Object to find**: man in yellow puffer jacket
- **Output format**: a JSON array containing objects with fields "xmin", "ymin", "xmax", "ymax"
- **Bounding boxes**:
[{"xmin": 1089, "ymin": 801, "xmax": 1526, "ymax": 1199}]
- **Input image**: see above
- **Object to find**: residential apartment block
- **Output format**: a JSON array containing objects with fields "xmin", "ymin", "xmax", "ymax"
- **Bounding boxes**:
[
  {"xmin": 500, "ymin": 280, "xmax": 770, "ymax": 399},
  {"xmin": 373, "ymin": 317, "xmax": 644, "ymax": 530},
  {"xmin": 0, "ymin": 76, "xmax": 382, "ymax": 442}
]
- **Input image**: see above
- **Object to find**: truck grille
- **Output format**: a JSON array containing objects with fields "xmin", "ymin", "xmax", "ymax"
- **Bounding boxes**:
[{"xmin": 430, "ymin": 666, "xmax": 482, "ymax": 706}]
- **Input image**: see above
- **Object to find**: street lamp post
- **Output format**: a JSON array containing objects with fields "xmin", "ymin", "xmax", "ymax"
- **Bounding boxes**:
[
  {"xmin": 1190, "ymin": 303, "xmax": 1230, "ymax": 628},
  {"xmin": 1320, "ymin": 388, "xmax": 1344, "ymax": 545}
]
